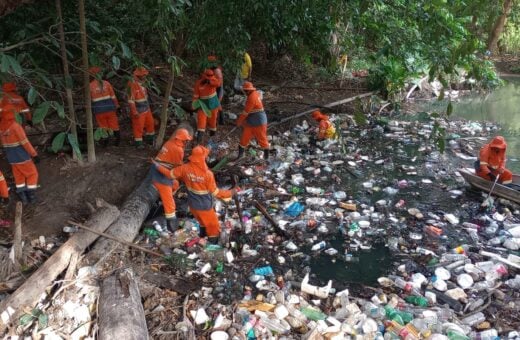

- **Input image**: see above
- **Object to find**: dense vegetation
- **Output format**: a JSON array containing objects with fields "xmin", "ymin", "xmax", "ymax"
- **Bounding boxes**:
[{"xmin": 0, "ymin": 0, "xmax": 518, "ymax": 160}]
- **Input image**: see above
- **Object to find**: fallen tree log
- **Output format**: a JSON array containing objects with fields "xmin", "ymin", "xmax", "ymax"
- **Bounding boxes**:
[
  {"xmin": 98, "ymin": 269, "xmax": 149, "ymax": 340},
  {"xmin": 85, "ymin": 170, "xmax": 158, "ymax": 264},
  {"xmin": 267, "ymin": 91, "xmax": 376, "ymax": 129},
  {"xmin": 0, "ymin": 201, "xmax": 119, "ymax": 334}
]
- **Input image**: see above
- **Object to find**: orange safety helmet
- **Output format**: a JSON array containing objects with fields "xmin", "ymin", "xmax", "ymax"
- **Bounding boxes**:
[
  {"xmin": 133, "ymin": 67, "xmax": 149, "ymax": 77},
  {"xmin": 189, "ymin": 145, "xmax": 209, "ymax": 164},
  {"xmin": 207, "ymin": 55, "xmax": 217, "ymax": 62},
  {"xmin": 203, "ymin": 69, "xmax": 214, "ymax": 78},
  {"xmin": 1, "ymin": 82, "xmax": 16, "ymax": 92},
  {"xmin": 242, "ymin": 81, "xmax": 256, "ymax": 92},
  {"xmin": 490, "ymin": 136, "xmax": 507, "ymax": 150},
  {"xmin": 312, "ymin": 110, "xmax": 324, "ymax": 121},
  {"xmin": 174, "ymin": 128, "xmax": 193, "ymax": 141},
  {"xmin": 88, "ymin": 66, "xmax": 101, "ymax": 76}
]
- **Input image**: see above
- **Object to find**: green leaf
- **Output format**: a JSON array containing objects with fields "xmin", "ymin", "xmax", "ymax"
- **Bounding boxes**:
[
  {"xmin": 106, "ymin": 71, "xmax": 116, "ymax": 79},
  {"xmin": 112, "ymin": 55, "xmax": 120, "ymax": 70},
  {"xmin": 1, "ymin": 54, "xmax": 10, "ymax": 73},
  {"xmin": 51, "ymin": 101, "xmax": 65, "ymax": 118},
  {"xmin": 446, "ymin": 101, "xmax": 453, "ymax": 116},
  {"xmin": 19, "ymin": 313, "xmax": 34, "ymax": 326},
  {"xmin": 51, "ymin": 132, "xmax": 67, "ymax": 153},
  {"xmin": 67, "ymin": 133, "xmax": 83, "ymax": 161},
  {"xmin": 27, "ymin": 87, "xmax": 37, "ymax": 105},
  {"xmin": 437, "ymin": 90, "xmax": 445, "ymax": 101},
  {"xmin": 37, "ymin": 313, "xmax": 48, "ymax": 330},
  {"xmin": 120, "ymin": 42, "xmax": 132, "ymax": 59},
  {"xmin": 32, "ymin": 102, "xmax": 51, "ymax": 124},
  {"xmin": 93, "ymin": 128, "xmax": 108, "ymax": 141},
  {"xmin": 6, "ymin": 55, "xmax": 22, "ymax": 75}
]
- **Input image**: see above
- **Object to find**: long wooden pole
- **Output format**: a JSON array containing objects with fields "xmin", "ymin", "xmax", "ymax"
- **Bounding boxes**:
[
  {"xmin": 13, "ymin": 202, "xmax": 22, "ymax": 270},
  {"xmin": 68, "ymin": 220, "xmax": 163, "ymax": 258},
  {"xmin": 267, "ymin": 91, "xmax": 375, "ymax": 129}
]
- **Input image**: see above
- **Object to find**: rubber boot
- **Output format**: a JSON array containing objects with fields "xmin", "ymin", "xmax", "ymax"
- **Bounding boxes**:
[
  {"xmin": 263, "ymin": 148, "xmax": 269, "ymax": 161},
  {"xmin": 113, "ymin": 131, "xmax": 121, "ymax": 146},
  {"xmin": 218, "ymin": 110, "xmax": 224, "ymax": 125},
  {"xmin": 196, "ymin": 131, "xmax": 204, "ymax": 145},
  {"xmin": 135, "ymin": 140, "xmax": 145, "ymax": 149},
  {"xmin": 101, "ymin": 137, "xmax": 109, "ymax": 148},
  {"xmin": 145, "ymin": 134, "xmax": 155, "ymax": 145},
  {"xmin": 17, "ymin": 190, "xmax": 28, "ymax": 204},
  {"xmin": 166, "ymin": 217, "xmax": 179, "ymax": 233},
  {"xmin": 209, "ymin": 130, "xmax": 216, "ymax": 137},
  {"xmin": 236, "ymin": 146, "xmax": 245, "ymax": 160},
  {"xmin": 26, "ymin": 190, "xmax": 37, "ymax": 204}
]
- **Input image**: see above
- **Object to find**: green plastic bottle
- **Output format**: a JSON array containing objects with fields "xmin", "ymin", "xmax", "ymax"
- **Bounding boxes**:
[
  {"xmin": 446, "ymin": 330, "xmax": 470, "ymax": 340},
  {"xmin": 300, "ymin": 307, "xmax": 327, "ymax": 321},
  {"xmin": 405, "ymin": 296, "xmax": 429, "ymax": 307},
  {"xmin": 384, "ymin": 305, "xmax": 413, "ymax": 325},
  {"xmin": 144, "ymin": 227, "xmax": 159, "ymax": 238},
  {"xmin": 216, "ymin": 262, "xmax": 224, "ymax": 273}
]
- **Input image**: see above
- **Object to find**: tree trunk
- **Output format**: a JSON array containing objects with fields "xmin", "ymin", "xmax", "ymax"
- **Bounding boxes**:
[
  {"xmin": 0, "ymin": 203, "xmax": 119, "ymax": 334},
  {"xmin": 78, "ymin": 0, "xmax": 95, "ymax": 162},
  {"xmin": 56, "ymin": 0, "xmax": 82, "ymax": 163},
  {"xmin": 98, "ymin": 269, "xmax": 149, "ymax": 340},
  {"xmin": 12, "ymin": 202, "xmax": 22, "ymax": 270},
  {"xmin": 155, "ymin": 71, "xmax": 175, "ymax": 149},
  {"xmin": 487, "ymin": 0, "xmax": 514, "ymax": 54},
  {"xmin": 85, "ymin": 171, "xmax": 158, "ymax": 264}
]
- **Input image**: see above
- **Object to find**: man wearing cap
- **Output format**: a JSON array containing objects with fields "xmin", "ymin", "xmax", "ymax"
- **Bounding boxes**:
[
  {"xmin": 0, "ymin": 82, "xmax": 32, "ymax": 128},
  {"xmin": 476, "ymin": 136, "xmax": 513, "ymax": 184},
  {"xmin": 236, "ymin": 81, "xmax": 269, "ymax": 160},
  {"xmin": 192, "ymin": 69, "xmax": 220, "ymax": 143},
  {"xmin": 89, "ymin": 66, "xmax": 121, "ymax": 146},
  {"xmin": 128, "ymin": 67, "xmax": 155, "ymax": 148},
  {"xmin": 152, "ymin": 128, "xmax": 192, "ymax": 232},
  {"xmin": 0, "ymin": 104, "xmax": 39, "ymax": 204},
  {"xmin": 154, "ymin": 145, "xmax": 233, "ymax": 244},
  {"xmin": 311, "ymin": 110, "xmax": 336, "ymax": 140}
]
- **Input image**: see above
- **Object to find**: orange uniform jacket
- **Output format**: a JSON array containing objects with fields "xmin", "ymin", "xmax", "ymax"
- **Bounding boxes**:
[
  {"xmin": 127, "ymin": 80, "xmax": 151, "ymax": 116},
  {"xmin": 0, "ymin": 171, "xmax": 8, "ymax": 198},
  {"xmin": 158, "ymin": 162, "xmax": 231, "ymax": 210},
  {"xmin": 152, "ymin": 139, "xmax": 185, "ymax": 186},
  {"xmin": 0, "ymin": 92, "xmax": 31, "ymax": 123},
  {"xmin": 478, "ymin": 143, "xmax": 506, "ymax": 176},
  {"xmin": 90, "ymin": 80, "xmax": 119, "ymax": 115},
  {"xmin": 0, "ymin": 119, "xmax": 37, "ymax": 164},
  {"xmin": 237, "ymin": 90, "xmax": 267, "ymax": 127},
  {"xmin": 192, "ymin": 76, "xmax": 220, "ymax": 111},
  {"xmin": 318, "ymin": 119, "xmax": 334, "ymax": 139}
]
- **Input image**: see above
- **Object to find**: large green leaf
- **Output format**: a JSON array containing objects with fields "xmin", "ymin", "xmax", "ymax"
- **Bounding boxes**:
[
  {"xmin": 19, "ymin": 314, "xmax": 34, "ymax": 326},
  {"xmin": 67, "ymin": 133, "xmax": 83, "ymax": 161},
  {"xmin": 120, "ymin": 42, "xmax": 132, "ymax": 59},
  {"xmin": 6, "ymin": 55, "xmax": 22, "ymax": 75},
  {"xmin": 112, "ymin": 55, "xmax": 120, "ymax": 70},
  {"xmin": 0, "ymin": 54, "xmax": 10, "ymax": 73},
  {"xmin": 52, "ymin": 102, "xmax": 65, "ymax": 118},
  {"xmin": 27, "ymin": 87, "xmax": 37, "ymax": 105},
  {"xmin": 51, "ymin": 132, "xmax": 67, "ymax": 153},
  {"xmin": 37, "ymin": 313, "xmax": 48, "ymax": 330},
  {"xmin": 32, "ymin": 102, "xmax": 51, "ymax": 124}
]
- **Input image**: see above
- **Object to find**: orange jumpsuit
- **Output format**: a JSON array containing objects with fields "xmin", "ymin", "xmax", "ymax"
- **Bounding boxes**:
[
  {"xmin": 193, "ymin": 73, "xmax": 220, "ymax": 133},
  {"xmin": 128, "ymin": 79, "xmax": 155, "ymax": 143},
  {"xmin": 0, "ymin": 171, "xmax": 9, "ymax": 199},
  {"xmin": 152, "ymin": 138, "xmax": 185, "ymax": 219},
  {"xmin": 237, "ymin": 90, "xmax": 269, "ymax": 149},
  {"xmin": 157, "ymin": 148, "xmax": 232, "ymax": 237},
  {"xmin": 90, "ymin": 79, "xmax": 119, "ymax": 131},
  {"xmin": 0, "ymin": 83, "xmax": 32, "ymax": 126},
  {"xmin": 0, "ymin": 105, "xmax": 38, "ymax": 194},
  {"xmin": 477, "ymin": 137, "xmax": 513, "ymax": 184}
]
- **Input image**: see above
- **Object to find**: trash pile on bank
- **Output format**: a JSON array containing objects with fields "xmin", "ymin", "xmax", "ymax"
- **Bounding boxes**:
[{"xmin": 9, "ymin": 112, "xmax": 520, "ymax": 339}]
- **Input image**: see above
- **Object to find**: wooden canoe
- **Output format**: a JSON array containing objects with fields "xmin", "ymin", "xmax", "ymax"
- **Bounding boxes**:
[{"xmin": 459, "ymin": 168, "xmax": 520, "ymax": 204}]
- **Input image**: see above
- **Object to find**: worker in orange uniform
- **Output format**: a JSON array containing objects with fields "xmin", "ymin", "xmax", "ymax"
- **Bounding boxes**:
[
  {"xmin": 0, "ymin": 171, "xmax": 9, "ymax": 205},
  {"xmin": 208, "ymin": 55, "xmax": 225, "ymax": 125},
  {"xmin": 0, "ymin": 104, "xmax": 39, "ymax": 204},
  {"xmin": 152, "ymin": 128, "xmax": 192, "ymax": 231},
  {"xmin": 0, "ymin": 82, "xmax": 32, "ymax": 127},
  {"xmin": 192, "ymin": 69, "xmax": 220, "ymax": 144},
  {"xmin": 128, "ymin": 67, "xmax": 155, "ymax": 148},
  {"xmin": 89, "ymin": 66, "xmax": 121, "ymax": 146},
  {"xmin": 311, "ymin": 110, "xmax": 336, "ymax": 140},
  {"xmin": 154, "ymin": 145, "xmax": 233, "ymax": 244},
  {"xmin": 236, "ymin": 81, "xmax": 269, "ymax": 160},
  {"xmin": 476, "ymin": 136, "xmax": 513, "ymax": 185}
]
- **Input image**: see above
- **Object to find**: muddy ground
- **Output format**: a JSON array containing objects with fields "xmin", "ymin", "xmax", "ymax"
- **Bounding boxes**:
[{"xmin": 0, "ymin": 64, "xmax": 369, "ymax": 240}]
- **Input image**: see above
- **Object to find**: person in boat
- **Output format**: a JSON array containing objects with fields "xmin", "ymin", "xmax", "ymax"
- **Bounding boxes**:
[{"xmin": 476, "ymin": 136, "xmax": 513, "ymax": 185}]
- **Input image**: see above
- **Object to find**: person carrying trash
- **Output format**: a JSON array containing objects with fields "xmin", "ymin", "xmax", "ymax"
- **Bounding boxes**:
[
  {"xmin": 127, "ymin": 67, "xmax": 155, "ymax": 148},
  {"xmin": 89, "ymin": 66, "xmax": 121, "ymax": 146},
  {"xmin": 476, "ymin": 136, "xmax": 513, "ymax": 185},
  {"xmin": 154, "ymin": 145, "xmax": 234, "ymax": 244},
  {"xmin": 236, "ymin": 81, "xmax": 269, "ymax": 160},
  {"xmin": 311, "ymin": 110, "xmax": 336, "ymax": 140},
  {"xmin": 192, "ymin": 69, "xmax": 221, "ymax": 143},
  {"xmin": 0, "ymin": 82, "xmax": 32, "ymax": 128},
  {"xmin": 151, "ymin": 128, "xmax": 192, "ymax": 232},
  {"xmin": 0, "ymin": 104, "xmax": 39, "ymax": 204}
]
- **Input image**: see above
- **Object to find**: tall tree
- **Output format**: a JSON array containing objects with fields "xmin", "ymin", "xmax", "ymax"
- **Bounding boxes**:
[
  {"xmin": 78, "ymin": 0, "xmax": 95, "ymax": 162},
  {"xmin": 487, "ymin": 0, "xmax": 514, "ymax": 53},
  {"xmin": 56, "ymin": 0, "xmax": 81, "ymax": 163}
]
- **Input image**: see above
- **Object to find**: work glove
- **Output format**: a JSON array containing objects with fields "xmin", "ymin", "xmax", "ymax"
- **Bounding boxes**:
[
  {"xmin": 488, "ymin": 173, "xmax": 497, "ymax": 181},
  {"xmin": 33, "ymin": 155, "xmax": 40, "ymax": 164},
  {"xmin": 498, "ymin": 167, "xmax": 505, "ymax": 175},
  {"xmin": 166, "ymin": 216, "xmax": 179, "ymax": 232}
]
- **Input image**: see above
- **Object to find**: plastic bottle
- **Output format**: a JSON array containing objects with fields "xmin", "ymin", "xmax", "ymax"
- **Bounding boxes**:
[
  {"xmin": 446, "ymin": 330, "xmax": 470, "ymax": 340},
  {"xmin": 461, "ymin": 312, "xmax": 486, "ymax": 326},
  {"xmin": 505, "ymin": 275, "xmax": 520, "ymax": 289},
  {"xmin": 300, "ymin": 306, "xmax": 327, "ymax": 321},
  {"xmin": 253, "ymin": 266, "xmax": 274, "ymax": 276},
  {"xmin": 384, "ymin": 305, "xmax": 413, "ymax": 325},
  {"xmin": 152, "ymin": 221, "xmax": 163, "ymax": 232},
  {"xmin": 452, "ymin": 244, "xmax": 469, "ymax": 254},
  {"xmin": 470, "ymin": 329, "xmax": 499, "ymax": 340},
  {"xmin": 144, "ymin": 227, "xmax": 160, "ymax": 238},
  {"xmin": 441, "ymin": 253, "xmax": 467, "ymax": 262},
  {"xmin": 405, "ymin": 296, "xmax": 429, "ymax": 307},
  {"xmin": 362, "ymin": 302, "xmax": 386, "ymax": 320},
  {"xmin": 311, "ymin": 241, "xmax": 326, "ymax": 251}
]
